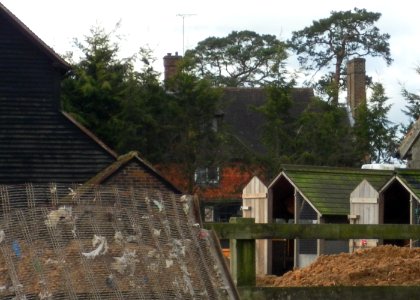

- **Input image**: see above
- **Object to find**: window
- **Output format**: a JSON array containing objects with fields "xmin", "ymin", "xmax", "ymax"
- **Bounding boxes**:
[
  {"xmin": 204, "ymin": 206, "xmax": 214, "ymax": 222},
  {"xmin": 194, "ymin": 167, "xmax": 220, "ymax": 185}
]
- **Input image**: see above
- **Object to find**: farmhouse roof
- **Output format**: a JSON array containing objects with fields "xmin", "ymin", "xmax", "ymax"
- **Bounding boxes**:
[{"xmin": 221, "ymin": 87, "xmax": 314, "ymax": 155}]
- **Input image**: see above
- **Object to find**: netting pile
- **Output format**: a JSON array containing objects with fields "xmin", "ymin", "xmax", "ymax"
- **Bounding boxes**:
[{"xmin": 0, "ymin": 184, "xmax": 237, "ymax": 299}]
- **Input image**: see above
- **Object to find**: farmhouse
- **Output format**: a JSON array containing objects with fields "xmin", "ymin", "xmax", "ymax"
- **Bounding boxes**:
[{"xmin": 162, "ymin": 53, "xmax": 315, "ymax": 223}]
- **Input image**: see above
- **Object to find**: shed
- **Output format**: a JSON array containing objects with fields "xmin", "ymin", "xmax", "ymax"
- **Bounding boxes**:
[
  {"xmin": 349, "ymin": 179, "xmax": 380, "ymax": 250},
  {"xmin": 268, "ymin": 165, "xmax": 394, "ymax": 274},
  {"xmin": 242, "ymin": 176, "xmax": 270, "ymax": 274}
]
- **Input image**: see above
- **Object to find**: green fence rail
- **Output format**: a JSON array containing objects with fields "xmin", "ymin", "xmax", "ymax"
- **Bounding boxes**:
[
  {"xmin": 204, "ymin": 218, "xmax": 420, "ymax": 300},
  {"xmin": 204, "ymin": 221, "xmax": 420, "ymax": 240}
]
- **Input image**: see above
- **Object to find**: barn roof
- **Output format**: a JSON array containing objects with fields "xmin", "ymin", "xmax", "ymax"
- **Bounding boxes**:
[
  {"xmin": 270, "ymin": 165, "xmax": 394, "ymax": 216},
  {"xmin": 222, "ymin": 87, "xmax": 314, "ymax": 155},
  {"xmin": 0, "ymin": 97, "xmax": 117, "ymax": 183},
  {"xmin": 0, "ymin": 3, "xmax": 70, "ymax": 72}
]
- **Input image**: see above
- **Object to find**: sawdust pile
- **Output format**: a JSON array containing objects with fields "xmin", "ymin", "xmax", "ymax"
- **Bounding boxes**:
[{"xmin": 257, "ymin": 245, "xmax": 420, "ymax": 287}]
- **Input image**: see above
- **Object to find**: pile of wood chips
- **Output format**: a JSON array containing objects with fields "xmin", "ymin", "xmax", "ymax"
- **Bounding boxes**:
[{"xmin": 257, "ymin": 245, "xmax": 420, "ymax": 287}]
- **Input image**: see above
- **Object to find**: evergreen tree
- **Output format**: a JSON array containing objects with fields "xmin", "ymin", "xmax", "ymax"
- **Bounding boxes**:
[
  {"xmin": 353, "ymin": 83, "xmax": 399, "ymax": 163},
  {"xmin": 164, "ymin": 62, "xmax": 224, "ymax": 192},
  {"xmin": 294, "ymin": 99, "xmax": 357, "ymax": 166},
  {"xmin": 401, "ymin": 66, "xmax": 420, "ymax": 129},
  {"xmin": 61, "ymin": 25, "xmax": 133, "ymax": 148}
]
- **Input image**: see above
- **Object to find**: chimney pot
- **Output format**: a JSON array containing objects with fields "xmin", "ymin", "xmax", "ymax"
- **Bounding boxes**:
[{"xmin": 163, "ymin": 51, "xmax": 182, "ymax": 82}]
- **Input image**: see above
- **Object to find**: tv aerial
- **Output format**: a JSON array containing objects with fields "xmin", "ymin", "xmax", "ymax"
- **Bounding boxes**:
[{"xmin": 176, "ymin": 13, "xmax": 196, "ymax": 55}]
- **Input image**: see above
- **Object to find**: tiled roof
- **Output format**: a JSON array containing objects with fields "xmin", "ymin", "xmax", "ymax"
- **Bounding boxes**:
[
  {"xmin": 271, "ymin": 165, "xmax": 394, "ymax": 216},
  {"xmin": 222, "ymin": 87, "xmax": 314, "ymax": 155}
]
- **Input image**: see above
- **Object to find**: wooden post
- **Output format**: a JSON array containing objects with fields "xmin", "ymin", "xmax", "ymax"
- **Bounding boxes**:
[{"xmin": 229, "ymin": 217, "xmax": 256, "ymax": 287}]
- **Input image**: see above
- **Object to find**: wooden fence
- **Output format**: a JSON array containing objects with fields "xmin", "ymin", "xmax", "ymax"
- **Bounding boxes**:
[{"xmin": 204, "ymin": 217, "xmax": 420, "ymax": 300}]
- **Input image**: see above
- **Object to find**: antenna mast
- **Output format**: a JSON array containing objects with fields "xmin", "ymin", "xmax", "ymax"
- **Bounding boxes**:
[{"xmin": 176, "ymin": 13, "xmax": 196, "ymax": 55}]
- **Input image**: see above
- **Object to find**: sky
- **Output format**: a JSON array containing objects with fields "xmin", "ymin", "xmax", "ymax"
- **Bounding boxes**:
[{"xmin": 2, "ymin": 0, "xmax": 420, "ymax": 125}]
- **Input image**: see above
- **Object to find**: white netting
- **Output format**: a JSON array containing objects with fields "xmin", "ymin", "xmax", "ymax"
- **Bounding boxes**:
[{"xmin": 0, "ymin": 184, "xmax": 237, "ymax": 299}]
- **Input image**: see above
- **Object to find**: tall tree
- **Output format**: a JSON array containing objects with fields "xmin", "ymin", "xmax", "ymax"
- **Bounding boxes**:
[
  {"xmin": 255, "ymin": 82, "xmax": 296, "ymax": 171},
  {"xmin": 185, "ymin": 30, "xmax": 289, "ymax": 87},
  {"xmin": 402, "ymin": 66, "xmax": 420, "ymax": 129},
  {"xmin": 111, "ymin": 48, "xmax": 170, "ymax": 161},
  {"xmin": 353, "ymin": 83, "xmax": 399, "ymax": 163},
  {"xmin": 164, "ymin": 64, "xmax": 224, "ymax": 192},
  {"xmin": 289, "ymin": 8, "xmax": 392, "ymax": 105}
]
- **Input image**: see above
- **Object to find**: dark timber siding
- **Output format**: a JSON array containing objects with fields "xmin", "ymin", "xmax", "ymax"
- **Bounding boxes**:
[{"xmin": 0, "ymin": 8, "xmax": 115, "ymax": 183}]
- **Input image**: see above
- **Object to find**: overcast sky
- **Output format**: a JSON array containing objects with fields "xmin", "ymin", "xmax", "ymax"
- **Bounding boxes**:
[{"xmin": 2, "ymin": 0, "xmax": 419, "ymax": 125}]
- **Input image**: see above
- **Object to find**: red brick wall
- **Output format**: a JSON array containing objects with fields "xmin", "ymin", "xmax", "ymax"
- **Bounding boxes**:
[
  {"xmin": 157, "ymin": 163, "xmax": 264, "ymax": 201},
  {"xmin": 102, "ymin": 161, "xmax": 179, "ymax": 194}
]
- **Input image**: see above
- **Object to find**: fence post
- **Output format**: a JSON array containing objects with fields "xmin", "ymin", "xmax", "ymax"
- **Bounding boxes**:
[{"xmin": 229, "ymin": 217, "xmax": 256, "ymax": 287}]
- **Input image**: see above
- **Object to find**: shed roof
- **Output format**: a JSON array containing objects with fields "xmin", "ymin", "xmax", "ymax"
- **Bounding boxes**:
[
  {"xmin": 271, "ymin": 165, "xmax": 394, "ymax": 216},
  {"xmin": 394, "ymin": 168, "xmax": 420, "ymax": 201},
  {"xmin": 86, "ymin": 151, "xmax": 183, "ymax": 194}
]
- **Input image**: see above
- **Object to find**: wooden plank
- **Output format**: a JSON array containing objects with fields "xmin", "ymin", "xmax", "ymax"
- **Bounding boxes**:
[
  {"xmin": 242, "ymin": 193, "xmax": 267, "ymax": 199},
  {"xmin": 204, "ymin": 222, "xmax": 420, "ymax": 240}
]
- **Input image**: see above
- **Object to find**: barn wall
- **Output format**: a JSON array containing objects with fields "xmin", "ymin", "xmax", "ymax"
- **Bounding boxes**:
[{"xmin": 0, "ymin": 14, "xmax": 59, "ymax": 101}]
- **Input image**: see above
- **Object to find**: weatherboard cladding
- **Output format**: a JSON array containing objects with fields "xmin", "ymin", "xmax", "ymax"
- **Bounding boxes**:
[
  {"xmin": 279, "ymin": 165, "xmax": 394, "ymax": 216},
  {"xmin": 0, "ymin": 5, "xmax": 115, "ymax": 183}
]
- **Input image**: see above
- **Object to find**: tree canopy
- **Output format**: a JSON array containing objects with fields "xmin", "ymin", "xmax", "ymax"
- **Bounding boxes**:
[
  {"xmin": 185, "ymin": 30, "xmax": 289, "ymax": 87},
  {"xmin": 289, "ymin": 7, "xmax": 392, "ymax": 105},
  {"xmin": 61, "ymin": 26, "xmax": 225, "ymax": 192}
]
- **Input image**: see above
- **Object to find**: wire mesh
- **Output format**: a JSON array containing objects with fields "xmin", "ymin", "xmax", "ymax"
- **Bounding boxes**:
[{"xmin": 0, "ymin": 184, "xmax": 237, "ymax": 299}]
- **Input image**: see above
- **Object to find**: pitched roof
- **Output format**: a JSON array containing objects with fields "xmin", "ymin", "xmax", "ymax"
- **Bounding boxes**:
[
  {"xmin": 86, "ymin": 151, "xmax": 183, "ymax": 194},
  {"xmin": 394, "ymin": 168, "xmax": 420, "ymax": 201},
  {"xmin": 221, "ymin": 87, "xmax": 314, "ymax": 155},
  {"xmin": 398, "ymin": 118, "xmax": 420, "ymax": 158},
  {"xmin": 270, "ymin": 165, "xmax": 394, "ymax": 216},
  {"xmin": 0, "ymin": 3, "xmax": 69, "ymax": 72}
]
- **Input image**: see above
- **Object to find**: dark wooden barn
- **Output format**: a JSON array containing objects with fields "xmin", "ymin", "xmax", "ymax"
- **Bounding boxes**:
[{"xmin": 0, "ymin": 3, "xmax": 116, "ymax": 184}]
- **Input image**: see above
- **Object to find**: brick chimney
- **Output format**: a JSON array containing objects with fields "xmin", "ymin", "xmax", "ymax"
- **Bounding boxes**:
[
  {"xmin": 163, "ymin": 52, "xmax": 182, "ymax": 81},
  {"xmin": 347, "ymin": 58, "xmax": 366, "ymax": 118}
]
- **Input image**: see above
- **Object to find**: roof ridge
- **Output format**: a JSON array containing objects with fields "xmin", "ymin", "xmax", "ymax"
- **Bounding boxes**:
[{"xmin": 281, "ymin": 164, "xmax": 393, "ymax": 175}]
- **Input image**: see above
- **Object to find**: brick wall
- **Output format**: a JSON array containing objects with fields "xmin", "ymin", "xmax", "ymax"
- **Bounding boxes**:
[{"xmin": 102, "ymin": 161, "xmax": 180, "ymax": 194}]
